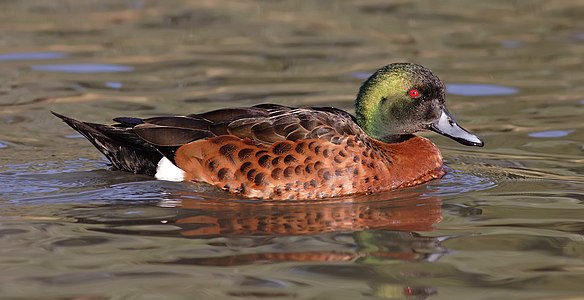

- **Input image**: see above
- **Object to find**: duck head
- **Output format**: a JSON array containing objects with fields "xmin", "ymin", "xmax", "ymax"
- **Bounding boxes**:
[{"xmin": 355, "ymin": 63, "xmax": 484, "ymax": 147}]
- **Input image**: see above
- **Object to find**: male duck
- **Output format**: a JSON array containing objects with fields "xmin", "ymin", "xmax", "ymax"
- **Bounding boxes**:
[{"xmin": 53, "ymin": 63, "xmax": 483, "ymax": 200}]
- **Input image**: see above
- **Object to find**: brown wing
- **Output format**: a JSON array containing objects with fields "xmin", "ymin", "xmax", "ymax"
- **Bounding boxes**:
[
  {"xmin": 54, "ymin": 104, "xmax": 364, "ymax": 180},
  {"xmin": 127, "ymin": 104, "xmax": 364, "ymax": 148}
]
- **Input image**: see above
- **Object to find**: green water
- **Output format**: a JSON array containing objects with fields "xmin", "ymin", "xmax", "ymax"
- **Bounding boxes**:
[{"xmin": 1, "ymin": 1, "xmax": 583, "ymax": 299}]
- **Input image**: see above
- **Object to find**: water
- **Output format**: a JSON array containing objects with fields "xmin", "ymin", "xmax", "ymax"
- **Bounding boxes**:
[{"xmin": 1, "ymin": 1, "xmax": 583, "ymax": 299}]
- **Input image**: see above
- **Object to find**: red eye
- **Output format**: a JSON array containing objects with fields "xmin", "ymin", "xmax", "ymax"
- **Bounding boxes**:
[{"xmin": 408, "ymin": 89, "xmax": 420, "ymax": 98}]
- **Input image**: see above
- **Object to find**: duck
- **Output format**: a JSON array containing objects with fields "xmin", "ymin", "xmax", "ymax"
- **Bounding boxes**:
[{"xmin": 53, "ymin": 63, "xmax": 483, "ymax": 200}]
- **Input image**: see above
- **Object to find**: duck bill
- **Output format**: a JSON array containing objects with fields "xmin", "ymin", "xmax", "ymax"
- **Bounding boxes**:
[{"xmin": 430, "ymin": 108, "xmax": 484, "ymax": 147}]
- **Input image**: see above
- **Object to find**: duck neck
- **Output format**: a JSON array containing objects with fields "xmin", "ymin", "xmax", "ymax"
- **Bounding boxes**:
[
  {"xmin": 355, "ymin": 93, "xmax": 406, "ymax": 143},
  {"xmin": 355, "ymin": 93, "xmax": 384, "ymax": 141}
]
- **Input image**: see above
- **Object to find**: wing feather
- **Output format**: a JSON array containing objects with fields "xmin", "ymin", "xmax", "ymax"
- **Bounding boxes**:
[{"xmin": 114, "ymin": 104, "xmax": 363, "ymax": 148}]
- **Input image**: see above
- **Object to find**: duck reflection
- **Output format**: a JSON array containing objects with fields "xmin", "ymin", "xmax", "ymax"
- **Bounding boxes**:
[
  {"xmin": 75, "ymin": 187, "xmax": 444, "ymax": 299},
  {"xmin": 172, "ymin": 189, "xmax": 442, "ymax": 238},
  {"xmin": 163, "ymin": 189, "xmax": 444, "ymax": 299}
]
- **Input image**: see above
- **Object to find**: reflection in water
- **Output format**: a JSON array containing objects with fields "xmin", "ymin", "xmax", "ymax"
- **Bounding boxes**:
[
  {"xmin": 172, "ymin": 192, "xmax": 443, "ymax": 262},
  {"xmin": 175, "ymin": 196, "xmax": 441, "ymax": 237},
  {"xmin": 31, "ymin": 64, "xmax": 134, "ymax": 73},
  {"xmin": 0, "ymin": 51, "xmax": 67, "ymax": 61},
  {"xmin": 445, "ymin": 84, "xmax": 518, "ymax": 96},
  {"xmin": 70, "ymin": 190, "xmax": 445, "ymax": 299},
  {"xmin": 79, "ymin": 188, "xmax": 443, "ymax": 239},
  {"xmin": 528, "ymin": 130, "xmax": 574, "ymax": 138}
]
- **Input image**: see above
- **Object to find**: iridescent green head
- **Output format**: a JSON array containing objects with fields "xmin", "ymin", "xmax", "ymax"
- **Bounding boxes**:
[{"xmin": 355, "ymin": 63, "xmax": 483, "ymax": 147}]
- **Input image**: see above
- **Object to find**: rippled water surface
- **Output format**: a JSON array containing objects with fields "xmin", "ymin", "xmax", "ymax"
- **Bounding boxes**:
[{"xmin": 1, "ymin": 1, "xmax": 583, "ymax": 299}]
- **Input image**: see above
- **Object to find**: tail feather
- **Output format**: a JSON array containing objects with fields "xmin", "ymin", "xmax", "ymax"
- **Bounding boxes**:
[{"xmin": 52, "ymin": 111, "xmax": 162, "ymax": 176}]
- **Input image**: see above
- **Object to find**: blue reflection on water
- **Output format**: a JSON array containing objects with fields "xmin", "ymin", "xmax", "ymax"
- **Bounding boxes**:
[
  {"xmin": 0, "ymin": 52, "xmax": 67, "ymax": 61},
  {"xmin": 105, "ymin": 81, "xmax": 123, "ymax": 89},
  {"xmin": 528, "ymin": 130, "xmax": 574, "ymax": 138},
  {"xmin": 65, "ymin": 134, "xmax": 84, "ymax": 139},
  {"xmin": 446, "ymin": 84, "xmax": 518, "ymax": 96},
  {"xmin": 349, "ymin": 72, "xmax": 371, "ymax": 80},
  {"xmin": 500, "ymin": 40, "xmax": 523, "ymax": 48},
  {"xmin": 32, "ymin": 64, "xmax": 133, "ymax": 73}
]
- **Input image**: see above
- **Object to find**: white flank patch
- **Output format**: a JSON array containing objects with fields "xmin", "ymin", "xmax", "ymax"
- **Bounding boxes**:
[{"xmin": 155, "ymin": 157, "xmax": 185, "ymax": 182}]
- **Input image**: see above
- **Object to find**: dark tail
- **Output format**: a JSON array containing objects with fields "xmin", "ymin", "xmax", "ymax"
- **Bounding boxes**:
[{"xmin": 52, "ymin": 112, "xmax": 162, "ymax": 176}]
